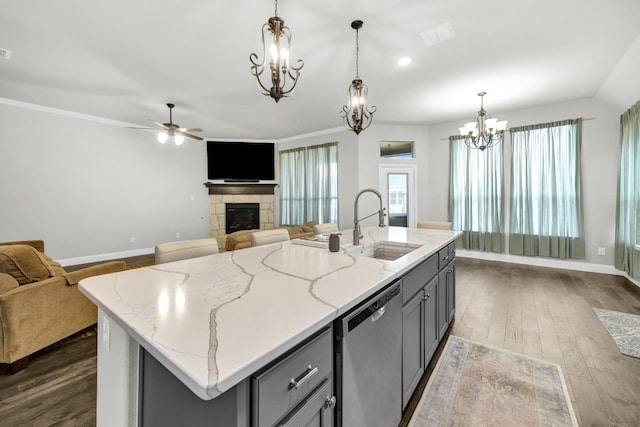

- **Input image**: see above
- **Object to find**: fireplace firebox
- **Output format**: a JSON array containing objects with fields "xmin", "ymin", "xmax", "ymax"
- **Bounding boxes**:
[{"xmin": 225, "ymin": 203, "xmax": 259, "ymax": 234}]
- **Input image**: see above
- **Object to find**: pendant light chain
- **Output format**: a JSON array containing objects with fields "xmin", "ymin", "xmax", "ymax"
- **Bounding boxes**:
[{"xmin": 355, "ymin": 27, "xmax": 360, "ymax": 79}]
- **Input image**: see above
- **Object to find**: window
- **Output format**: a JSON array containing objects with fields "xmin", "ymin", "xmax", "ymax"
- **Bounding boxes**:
[
  {"xmin": 380, "ymin": 140, "xmax": 413, "ymax": 158},
  {"xmin": 509, "ymin": 119, "xmax": 584, "ymax": 258},
  {"xmin": 279, "ymin": 142, "xmax": 338, "ymax": 225},
  {"xmin": 449, "ymin": 136, "xmax": 504, "ymax": 252}
]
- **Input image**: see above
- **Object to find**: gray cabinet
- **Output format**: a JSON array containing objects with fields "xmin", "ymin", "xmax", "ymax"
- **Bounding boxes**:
[
  {"xmin": 401, "ymin": 285, "xmax": 423, "ymax": 407},
  {"xmin": 252, "ymin": 327, "xmax": 334, "ymax": 427},
  {"xmin": 437, "ymin": 267, "xmax": 448, "ymax": 339},
  {"xmin": 401, "ymin": 241, "xmax": 456, "ymax": 410},
  {"xmin": 401, "ymin": 256, "xmax": 439, "ymax": 409},
  {"xmin": 423, "ymin": 277, "xmax": 439, "ymax": 364},
  {"xmin": 279, "ymin": 379, "xmax": 334, "ymax": 427},
  {"xmin": 437, "ymin": 243, "xmax": 456, "ymax": 339},
  {"xmin": 446, "ymin": 260, "xmax": 456, "ymax": 323}
]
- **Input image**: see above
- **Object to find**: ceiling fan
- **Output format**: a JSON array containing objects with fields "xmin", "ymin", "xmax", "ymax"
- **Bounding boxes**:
[{"xmin": 148, "ymin": 103, "xmax": 203, "ymax": 145}]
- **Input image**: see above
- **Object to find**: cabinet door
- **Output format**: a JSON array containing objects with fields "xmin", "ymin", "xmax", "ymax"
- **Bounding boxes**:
[
  {"xmin": 423, "ymin": 277, "xmax": 438, "ymax": 364},
  {"xmin": 437, "ymin": 270, "xmax": 448, "ymax": 339},
  {"xmin": 446, "ymin": 260, "xmax": 456, "ymax": 323},
  {"xmin": 280, "ymin": 379, "xmax": 333, "ymax": 427},
  {"xmin": 401, "ymin": 290, "xmax": 424, "ymax": 409}
]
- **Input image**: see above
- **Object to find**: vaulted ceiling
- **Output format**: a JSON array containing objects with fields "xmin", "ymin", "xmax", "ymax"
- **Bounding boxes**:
[{"xmin": 2, "ymin": 0, "xmax": 639, "ymax": 140}]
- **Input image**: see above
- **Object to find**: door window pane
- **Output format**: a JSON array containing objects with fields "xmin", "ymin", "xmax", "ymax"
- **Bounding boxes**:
[{"xmin": 388, "ymin": 173, "xmax": 408, "ymax": 227}]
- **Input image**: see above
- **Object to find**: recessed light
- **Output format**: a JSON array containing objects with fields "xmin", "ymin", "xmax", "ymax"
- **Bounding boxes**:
[{"xmin": 397, "ymin": 56, "xmax": 412, "ymax": 66}]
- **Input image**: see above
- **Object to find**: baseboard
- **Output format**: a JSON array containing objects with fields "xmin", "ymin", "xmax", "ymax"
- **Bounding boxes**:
[
  {"xmin": 57, "ymin": 247, "xmax": 155, "ymax": 267},
  {"xmin": 456, "ymin": 249, "xmax": 621, "ymax": 276}
]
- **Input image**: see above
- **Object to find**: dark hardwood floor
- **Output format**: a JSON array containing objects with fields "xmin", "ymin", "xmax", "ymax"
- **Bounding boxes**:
[{"xmin": 2, "ymin": 257, "xmax": 639, "ymax": 426}]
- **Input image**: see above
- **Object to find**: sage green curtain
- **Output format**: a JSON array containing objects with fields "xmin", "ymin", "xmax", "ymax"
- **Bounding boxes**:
[
  {"xmin": 279, "ymin": 147, "xmax": 305, "ymax": 225},
  {"xmin": 306, "ymin": 142, "xmax": 339, "ymax": 224},
  {"xmin": 279, "ymin": 142, "xmax": 338, "ymax": 226},
  {"xmin": 449, "ymin": 136, "xmax": 504, "ymax": 252},
  {"xmin": 509, "ymin": 119, "xmax": 585, "ymax": 258},
  {"xmin": 614, "ymin": 101, "xmax": 640, "ymax": 276}
]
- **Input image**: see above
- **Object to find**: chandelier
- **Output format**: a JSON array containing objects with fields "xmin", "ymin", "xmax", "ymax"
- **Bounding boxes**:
[
  {"xmin": 249, "ymin": 0, "xmax": 303, "ymax": 102},
  {"xmin": 459, "ymin": 92, "xmax": 507, "ymax": 151},
  {"xmin": 341, "ymin": 20, "xmax": 376, "ymax": 135}
]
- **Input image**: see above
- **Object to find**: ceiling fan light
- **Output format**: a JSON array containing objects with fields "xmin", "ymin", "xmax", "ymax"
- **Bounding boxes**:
[
  {"xmin": 175, "ymin": 134, "xmax": 185, "ymax": 146},
  {"xmin": 157, "ymin": 132, "xmax": 168, "ymax": 144}
]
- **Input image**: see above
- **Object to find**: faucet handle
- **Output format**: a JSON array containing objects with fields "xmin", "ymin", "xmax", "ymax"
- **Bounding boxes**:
[{"xmin": 378, "ymin": 207, "xmax": 386, "ymax": 227}]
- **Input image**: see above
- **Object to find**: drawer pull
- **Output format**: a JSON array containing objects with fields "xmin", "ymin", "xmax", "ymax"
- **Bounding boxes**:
[
  {"xmin": 289, "ymin": 365, "xmax": 318, "ymax": 390},
  {"xmin": 423, "ymin": 293, "xmax": 431, "ymax": 300}
]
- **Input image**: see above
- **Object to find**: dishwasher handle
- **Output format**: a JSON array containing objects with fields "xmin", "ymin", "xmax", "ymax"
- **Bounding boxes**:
[{"xmin": 370, "ymin": 306, "xmax": 386, "ymax": 322}]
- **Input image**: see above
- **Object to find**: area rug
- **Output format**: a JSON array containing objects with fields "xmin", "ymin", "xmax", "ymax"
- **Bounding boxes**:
[
  {"xmin": 408, "ymin": 336, "xmax": 578, "ymax": 427},
  {"xmin": 592, "ymin": 307, "xmax": 640, "ymax": 359}
]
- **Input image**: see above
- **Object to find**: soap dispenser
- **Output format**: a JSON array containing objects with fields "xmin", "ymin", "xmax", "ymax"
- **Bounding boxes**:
[{"xmin": 329, "ymin": 233, "xmax": 341, "ymax": 252}]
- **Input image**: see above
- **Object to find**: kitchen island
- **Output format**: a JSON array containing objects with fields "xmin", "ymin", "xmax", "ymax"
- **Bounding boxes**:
[{"xmin": 79, "ymin": 226, "xmax": 460, "ymax": 426}]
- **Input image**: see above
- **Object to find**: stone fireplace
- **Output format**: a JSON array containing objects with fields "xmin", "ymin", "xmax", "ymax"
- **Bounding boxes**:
[{"xmin": 205, "ymin": 183, "xmax": 276, "ymax": 247}]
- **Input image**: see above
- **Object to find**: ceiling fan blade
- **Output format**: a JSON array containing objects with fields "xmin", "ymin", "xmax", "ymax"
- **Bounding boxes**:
[
  {"xmin": 178, "ymin": 130, "xmax": 204, "ymax": 141},
  {"xmin": 178, "ymin": 127, "xmax": 203, "ymax": 133},
  {"xmin": 148, "ymin": 119, "xmax": 169, "ymax": 130}
]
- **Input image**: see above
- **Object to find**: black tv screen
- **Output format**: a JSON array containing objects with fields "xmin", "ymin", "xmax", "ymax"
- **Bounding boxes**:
[{"xmin": 207, "ymin": 141, "xmax": 275, "ymax": 181}]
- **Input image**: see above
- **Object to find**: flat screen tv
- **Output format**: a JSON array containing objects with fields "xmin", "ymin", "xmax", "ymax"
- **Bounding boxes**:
[{"xmin": 207, "ymin": 141, "xmax": 275, "ymax": 181}]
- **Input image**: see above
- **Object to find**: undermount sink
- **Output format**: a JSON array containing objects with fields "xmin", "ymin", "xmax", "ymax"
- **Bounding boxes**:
[{"xmin": 350, "ymin": 241, "xmax": 422, "ymax": 261}]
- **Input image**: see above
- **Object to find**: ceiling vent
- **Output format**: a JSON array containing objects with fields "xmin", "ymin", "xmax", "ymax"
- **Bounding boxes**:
[
  {"xmin": 0, "ymin": 48, "xmax": 12, "ymax": 60},
  {"xmin": 420, "ymin": 22, "xmax": 455, "ymax": 47}
]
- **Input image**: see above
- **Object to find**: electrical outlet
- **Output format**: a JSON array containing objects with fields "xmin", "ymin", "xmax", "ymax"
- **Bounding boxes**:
[
  {"xmin": 0, "ymin": 48, "xmax": 12, "ymax": 60},
  {"xmin": 175, "ymin": 232, "xmax": 181, "ymax": 239},
  {"xmin": 597, "ymin": 247, "xmax": 606, "ymax": 256},
  {"xmin": 130, "ymin": 237, "xmax": 135, "ymax": 243}
]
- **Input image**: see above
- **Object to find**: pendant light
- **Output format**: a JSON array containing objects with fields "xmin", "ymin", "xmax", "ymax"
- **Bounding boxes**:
[
  {"xmin": 341, "ymin": 20, "xmax": 376, "ymax": 135},
  {"xmin": 249, "ymin": 0, "xmax": 303, "ymax": 102}
]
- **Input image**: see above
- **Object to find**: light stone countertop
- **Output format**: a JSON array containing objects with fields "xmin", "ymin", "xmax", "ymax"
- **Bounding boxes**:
[{"xmin": 79, "ymin": 226, "xmax": 460, "ymax": 400}]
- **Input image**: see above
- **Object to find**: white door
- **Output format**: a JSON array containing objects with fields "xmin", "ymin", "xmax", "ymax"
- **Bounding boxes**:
[{"xmin": 379, "ymin": 164, "xmax": 417, "ymax": 228}]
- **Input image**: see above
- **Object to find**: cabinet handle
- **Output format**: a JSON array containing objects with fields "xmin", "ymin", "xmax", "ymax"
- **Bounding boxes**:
[
  {"xmin": 423, "ymin": 293, "xmax": 431, "ymax": 300},
  {"xmin": 442, "ymin": 255, "xmax": 449, "ymax": 261},
  {"xmin": 289, "ymin": 365, "xmax": 318, "ymax": 390},
  {"xmin": 324, "ymin": 395, "xmax": 337, "ymax": 409}
]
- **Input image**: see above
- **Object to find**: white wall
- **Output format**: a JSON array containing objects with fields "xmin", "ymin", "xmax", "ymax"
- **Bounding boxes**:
[
  {"xmin": 426, "ymin": 97, "xmax": 621, "ymax": 266},
  {"xmin": 280, "ymin": 98, "xmax": 623, "ymax": 269},
  {"xmin": 0, "ymin": 103, "xmax": 211, "ymax": 263},
  {"xmin": 0, "ymin": 96, "xmax": 630, "ymax": 270}
]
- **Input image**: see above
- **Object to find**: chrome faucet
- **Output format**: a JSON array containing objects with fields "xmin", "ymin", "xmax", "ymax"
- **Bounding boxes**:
[{"xmin": 353, "ymin": 188, "xmax": 386, "ymax": 246}]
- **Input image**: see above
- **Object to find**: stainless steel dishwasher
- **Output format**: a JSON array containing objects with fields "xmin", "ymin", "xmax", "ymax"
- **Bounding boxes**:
[{"xmin": 334, "ymin": 281, "xmax": 402, "ymax": 427}]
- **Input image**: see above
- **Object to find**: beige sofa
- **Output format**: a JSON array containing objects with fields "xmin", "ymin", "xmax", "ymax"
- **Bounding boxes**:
[{"xmin": 0, "ymin": 240, "xmax": 126, "ymax": 373}]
